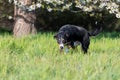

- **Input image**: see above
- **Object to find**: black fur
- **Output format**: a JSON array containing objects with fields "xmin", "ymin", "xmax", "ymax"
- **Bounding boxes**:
[{"xmin": 54, "ymin": 24, "xmax": 102, "ymax": 53}]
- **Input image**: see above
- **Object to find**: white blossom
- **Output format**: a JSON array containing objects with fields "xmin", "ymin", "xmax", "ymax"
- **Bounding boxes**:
[
  {"xmin": 47, "ymin": 7, "xmax": 52, "ymax": 12},
  {"xmin": 14, "ymin": 0, "xmax": 18, "ymax": 5},
  {"xmin": 93, "ymin": 0, "xmax": 98, "ymax": 4},
  {"xmin": 29, "ymin": 4, "xmax": 36, "ymax": 11},
  {"xmin": 36, "ymin": 3, "xmax": 41, "ymax": 8},
  {"xmin": 99, "ymin": 3, "xmax": 106, "ymax": 8},
  {"xmin": 8, "ymin": 16, "xmax": 13, "ymax": 20},
  {"xmin": 76, "ymin": 4, "xmax": 83, "ymax": 9},
  {"xmin": 116, "ymin": 13, "xmax": 120, "ymax": 18},
  {"xmin": 8, "ymin": 0, "xmax": 12, "ymax": 3}
]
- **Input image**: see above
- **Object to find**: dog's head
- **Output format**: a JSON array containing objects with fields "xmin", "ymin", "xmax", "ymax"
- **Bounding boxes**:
[{"xmin": 54, "ymin": 31, "xmax": 69, "ymax": 50}]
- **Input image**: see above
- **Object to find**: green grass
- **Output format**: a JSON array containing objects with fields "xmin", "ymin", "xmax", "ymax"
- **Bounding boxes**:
[{"xmin": 0, "ymin": 31, "xmax": 120, "ymax": 80}]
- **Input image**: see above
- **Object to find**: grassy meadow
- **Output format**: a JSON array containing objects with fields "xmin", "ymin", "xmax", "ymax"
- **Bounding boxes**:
[{"xmin": 0, "ymin": 31, "xmax": 120, "ymax": 80}]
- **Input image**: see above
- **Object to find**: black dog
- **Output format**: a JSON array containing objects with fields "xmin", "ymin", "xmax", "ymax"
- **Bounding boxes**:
[{"xmin": 54, "ymin": 24, "xmax": 102, "ymax": 53}]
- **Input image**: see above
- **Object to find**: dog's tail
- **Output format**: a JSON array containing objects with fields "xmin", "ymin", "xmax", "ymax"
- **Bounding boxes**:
[{"xmin": 88, "ymin": 27, "xmax": 102, "ymax": 36}]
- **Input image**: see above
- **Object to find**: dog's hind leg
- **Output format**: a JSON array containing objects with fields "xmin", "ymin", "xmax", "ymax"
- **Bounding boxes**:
[{"xmin": 81, "ymin": 37, "xmax": 90, "ymax": 53}]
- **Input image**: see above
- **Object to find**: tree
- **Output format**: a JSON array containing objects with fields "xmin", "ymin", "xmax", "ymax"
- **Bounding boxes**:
[
  {"xmin": 9, "ymin": 0, "xmax": 120, "ymax": 37},
  {"xmin": 13, "ymin": 0, "xmax": 37, "ymax": 37}
]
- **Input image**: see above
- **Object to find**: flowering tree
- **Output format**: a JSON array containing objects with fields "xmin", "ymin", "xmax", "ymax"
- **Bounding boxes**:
[{"xmin": 9, "ymin": 0, "xmax": 120, "ymax": 37}]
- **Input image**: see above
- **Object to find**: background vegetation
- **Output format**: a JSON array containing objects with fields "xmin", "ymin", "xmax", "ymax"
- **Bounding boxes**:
[{"xmin": 0, "ymin": 0, "xmax": 120, "ymax": 31}]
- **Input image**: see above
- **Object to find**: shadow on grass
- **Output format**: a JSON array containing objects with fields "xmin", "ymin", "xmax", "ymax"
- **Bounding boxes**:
[{"xmin": 0, "ymin": 29, "xmax": 12, "ymax": 36}]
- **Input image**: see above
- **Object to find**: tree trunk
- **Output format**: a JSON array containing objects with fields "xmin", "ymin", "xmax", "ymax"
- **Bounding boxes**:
[{"xmin": 13, "ymin": 0, "xmax": 37, "ymax": 37}]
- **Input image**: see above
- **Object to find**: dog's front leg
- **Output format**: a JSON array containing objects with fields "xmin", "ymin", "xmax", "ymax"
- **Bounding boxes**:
[
  {"xmin": 65, "ymin": 47, "xmax": 69, "ymax": 53},
  {"xmin": 70, "ymin": 41, "xmax": 76, "ymax": 49}
]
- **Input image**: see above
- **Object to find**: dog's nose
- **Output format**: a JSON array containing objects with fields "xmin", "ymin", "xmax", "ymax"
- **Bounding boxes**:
[
  {"xmin": 60, "ymin": 46, "xmax": 64, "ymax": 49},
  {"xmin": 59, "ymin": 43, "xmax": 64, "ymax": 49}
]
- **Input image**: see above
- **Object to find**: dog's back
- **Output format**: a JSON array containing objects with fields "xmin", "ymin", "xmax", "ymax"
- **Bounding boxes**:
[
  {"xmin": 59, "ymin": 24, "xmax": 102, "ymax": 37},
  {"xmin": 59, "ymin": 24, "xmax": 88, "ymax": 41},
  {"xmin": 59, "ymin": 24, "xmax": 87, "ymax": 33}
]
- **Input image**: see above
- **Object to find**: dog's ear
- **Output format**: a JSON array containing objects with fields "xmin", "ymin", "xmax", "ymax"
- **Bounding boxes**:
[{"xmin": 53, "ymin": 33, "xmax": 58, "ymax": 39}]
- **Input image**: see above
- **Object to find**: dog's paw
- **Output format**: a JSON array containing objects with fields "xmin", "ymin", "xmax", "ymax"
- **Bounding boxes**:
[{"xmin": 64, "ymin": 48, "xmax": 69, "ymax": 54}]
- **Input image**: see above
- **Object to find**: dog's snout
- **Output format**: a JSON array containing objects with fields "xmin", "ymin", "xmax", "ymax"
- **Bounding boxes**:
[
  {"xmin": 59, "ymin": 44, "xmax": 64, "ymax": 49},
  {"xmin": 60, "ymin": 46, "xmax": 64, "ymax": 49}
]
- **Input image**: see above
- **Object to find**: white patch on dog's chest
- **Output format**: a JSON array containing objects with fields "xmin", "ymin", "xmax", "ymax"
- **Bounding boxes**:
[{"xmin": 74, "ymin": 41, "xmax": 81, "ymax": 46}]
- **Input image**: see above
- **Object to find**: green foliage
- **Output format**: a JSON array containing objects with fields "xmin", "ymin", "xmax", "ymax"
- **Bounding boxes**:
[{"xmin": 0, "ymin": 32, "xmax": 120, "ymax": 80}]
